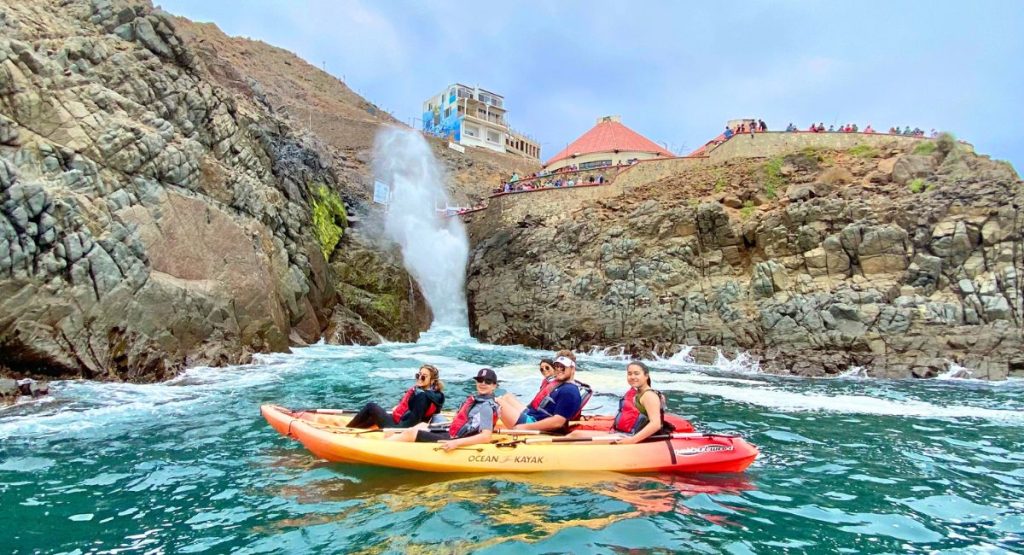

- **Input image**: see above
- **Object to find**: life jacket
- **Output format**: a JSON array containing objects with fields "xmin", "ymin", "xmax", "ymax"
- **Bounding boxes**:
[
  {"xmin": 391, "ymin": 386, "xmax": 440, "ymax": 424},
  {"xmin": 534, "ymin": 380, "xmax": 591, "ymax": 431},
  {"xmin": 572, "ymin": 380, "xmax": 593, "ymax": 422},
  {"xmin": 613, "ymin": 388, "xmax": 672, "ymax": 435},
  {"xmin": 528, "ymin": 377, "xmax": 559, "ymax": 410},
  {"xmin": 448, "ymin": 395, "xmax": 499, "ymax": 439}
]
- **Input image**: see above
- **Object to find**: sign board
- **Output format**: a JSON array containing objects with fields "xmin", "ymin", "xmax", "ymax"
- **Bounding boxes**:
[
  {"xmin": 448, "ymin": 142, "xmax": 465, "ymax": 153},
  {"xmin": 373, "ymin": 180, "xmax": 389, "ymax": 205}
]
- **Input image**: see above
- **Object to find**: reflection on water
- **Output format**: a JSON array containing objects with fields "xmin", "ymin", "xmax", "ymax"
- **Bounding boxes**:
[{"xmin": 264, "ymin": 466, "xmax": 755, "ymax": 551}]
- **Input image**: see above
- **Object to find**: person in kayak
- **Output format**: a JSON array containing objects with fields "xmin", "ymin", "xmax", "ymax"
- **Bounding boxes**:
[
  {"xmin": 567, "ymin": 361, "xmax": 673, "ymax": 444},
  {"xmin": 347, "ymin": 364, "xmax": 445, "ymax": 429},
  {"xmin": 498, "ymin": 356, "xmax": 582, "ymax": 433},
  {"xmin": 539, "ymin": 358, "xmax": 556, "ymax": 379},
  {"xmin": 386, "ymin": 368, "xmax": 500, "ymax": 451}
]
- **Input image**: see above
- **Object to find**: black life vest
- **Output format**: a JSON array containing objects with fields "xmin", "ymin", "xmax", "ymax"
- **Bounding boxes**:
[
  {"xmin": 391, "ymin": 386, "xmax": 440, "ymax": 424},
  {"xmin": 448, "ymin": 395, "xmax": 499, "ymax": 439},
  {"xmin": 534, "ymin": 381, "xmax": 577, "ymax": 418},
  {"xmin": 536, "ymin": 380, "xmax": 593, "ymax": 419},
  {"xmin": 612, "ymin": 388, "xmax": 671, "ymax": 435}
]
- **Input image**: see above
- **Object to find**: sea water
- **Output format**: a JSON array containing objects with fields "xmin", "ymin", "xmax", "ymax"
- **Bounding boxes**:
[{"xmin": 2, "ymin": 327, "xmax": 1023, "ymax": 553}]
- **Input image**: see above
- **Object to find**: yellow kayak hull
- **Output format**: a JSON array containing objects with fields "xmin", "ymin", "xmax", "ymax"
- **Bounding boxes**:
[{"xmin": 261, "ymin": 405, "xmax": 758, "ymax": 474}]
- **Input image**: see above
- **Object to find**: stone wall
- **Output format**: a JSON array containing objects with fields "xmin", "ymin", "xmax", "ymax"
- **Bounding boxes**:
[
  {"xmin": 461, "ymin": 134, "xmax": 942, "ymax": 228},
  {"xmin": 614, "ymin": 157, "xmax": 708, "ymax": 191},
  {"xmin": 708, "ymin": 132, "xmax": 932, "ymax": 161}
]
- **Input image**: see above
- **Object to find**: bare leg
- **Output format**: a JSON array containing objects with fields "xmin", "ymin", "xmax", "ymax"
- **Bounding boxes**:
[
  {"xmin": 565, "ymin": 430, "xmax": 617, "ymax": 439},
  {"xmin": 496, "ymin": 394, "xmax": 528, "ymax": 428},
  {"xmin": 385, "ymin": 422, "xmax": 427, "ymax": 442}
]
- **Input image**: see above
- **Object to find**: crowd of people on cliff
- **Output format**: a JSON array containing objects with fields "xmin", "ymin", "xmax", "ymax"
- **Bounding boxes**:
[
  {"xmin": 349, "ymin": 350, "xmax": 672, "ymax": 449},
  {"xmin": 785, "ymin": 122, "xmax": 936, "ymax": 137},
  {"xmin": 495, "ymin": 168, "xmax": 608, "ymax": 195},
  {"xmin": 724, "ymin": 119, "xmax": 768, "ymax": 139}
]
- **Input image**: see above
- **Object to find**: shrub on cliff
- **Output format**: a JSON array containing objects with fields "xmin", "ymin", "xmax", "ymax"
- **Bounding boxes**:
[
  {"xmin": 740, "ymin": 200, "xmax": 756, "ymax": 219},
  {"xmin": 311, "ymin": 184, "xmax": 348, "ymax": 260},
  {"xmin": 913, "ymin": 141, "xmax": 937, "ymax": 156},
  {"xmin": 762, "ymin": 157, "xmax": 785, "ymax": 199},
  {"xmin": 908, "ymin": 178, "xmax": 934, "ymax": 193},
  {"xmin": 849, "ymin": 144, "xmax": 880, "ymax": 159}
]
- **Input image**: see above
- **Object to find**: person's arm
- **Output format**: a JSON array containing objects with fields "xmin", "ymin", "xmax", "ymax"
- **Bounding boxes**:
[
  {"xmin": 617, "ymin": 391, "xmax": 663, "ymax": 445},
  {"xmin": 514, "ymin": 414, "xmax": 567, "ymax": 432},
  {"xmin": 442, "ymin": 429, "xmax": 492, "ymax": 451},
  {"xmin": 442, "ymin": 403, "xmax": 495, "ymax": 451},
  {"xmin": 514, "ymin": 388, "xmax": 579, "ymax": 431}
]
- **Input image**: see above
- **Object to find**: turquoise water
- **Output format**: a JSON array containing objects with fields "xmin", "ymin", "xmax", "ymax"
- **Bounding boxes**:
[{"xmin": 2, "ymin": 327, "xmax": 1023, "ymax": 553}]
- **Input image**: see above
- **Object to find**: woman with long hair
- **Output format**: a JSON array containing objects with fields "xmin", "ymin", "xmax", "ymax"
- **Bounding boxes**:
[{"xmin": 347, "ymin": 364, "xmax": 445, "ymax": 429}]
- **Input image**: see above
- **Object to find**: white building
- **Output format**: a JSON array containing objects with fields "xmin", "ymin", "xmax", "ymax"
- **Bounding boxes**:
[{"xmin": 422, "ymin": 83, "xmax": 539, "ymax": 160}]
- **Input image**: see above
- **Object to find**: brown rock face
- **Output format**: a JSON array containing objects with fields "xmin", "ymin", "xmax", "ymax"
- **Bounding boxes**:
[
  {"xmin": 466, "ymin": 142, "xmax": 1024, "ymax": 380},
  {"xmin": 0, "ymin": 0, "xmax": 426, "ymax": 381}
]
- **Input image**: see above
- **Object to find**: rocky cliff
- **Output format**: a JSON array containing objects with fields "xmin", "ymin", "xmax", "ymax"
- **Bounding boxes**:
[
  {"xmin": 466, "ymin": 137, "xmax": 1024, "ymax": 379},
  {"xmin": 0, "ymin": 0, "xmax": 428, "ymax": 381}
]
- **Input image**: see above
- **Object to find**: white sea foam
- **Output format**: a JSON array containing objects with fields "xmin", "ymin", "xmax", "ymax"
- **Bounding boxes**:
[
  {"xmin": 936, "ymin": 362, "xmax": 977, "ymax": 381},
  {"xmin": 651, "ymin": 378, "xmax": 1024, "ymax": 423},
  {"xmin": 652, "ymin": 345, "xmax": 695, "ymax": 365},
  {"xmin": 374, "ymin": 129, "xmax": 469, "ymax": 327},
  {"xmin": 837, "ymin": 366, "xmax": 870, "ymax": 379}
]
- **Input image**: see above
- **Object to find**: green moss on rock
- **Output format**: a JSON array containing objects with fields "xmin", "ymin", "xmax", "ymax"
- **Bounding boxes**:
[{"xmin": 311, "ymin": 184, "xmax": 347, "ymax": 260}]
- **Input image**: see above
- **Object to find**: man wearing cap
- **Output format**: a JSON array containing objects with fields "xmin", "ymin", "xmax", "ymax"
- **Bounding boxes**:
[
  {"xmin": 387, "ymin": 368, "xmax": 500, "ymax": 451},
  {"xmin": 498, "ymin": 356, "xmax": 582, "ymax": 433}
]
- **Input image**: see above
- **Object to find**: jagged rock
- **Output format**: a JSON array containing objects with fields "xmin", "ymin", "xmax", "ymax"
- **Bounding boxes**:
[
  {"xmin": 0, "ymin": 0, "xmax": 427, "ymax": 382},
  {"xmin": 465, "ymin": 135, "xmax": 1024, "ymax": 380},
  {"xmin": 858, "ymin": 225, "xmax": 909, "ymax": 274},
  {"xmin": 0, "ymin": 378, "xmax": 17, "ymax": 400},
  {"xmin": 892, "ymin": 155, "xmax": 936, "ymax": 185}
]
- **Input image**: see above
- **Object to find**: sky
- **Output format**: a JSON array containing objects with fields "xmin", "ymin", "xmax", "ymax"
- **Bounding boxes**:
[{"xmin": 157, "ymin": 0, "xmax": 1024, "ymax": 170}]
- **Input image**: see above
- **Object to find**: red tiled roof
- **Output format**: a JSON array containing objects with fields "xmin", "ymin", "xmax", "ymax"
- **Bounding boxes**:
[{"xmin": 545, "ymin": 119, "xmax": 673, "ymax": 166}]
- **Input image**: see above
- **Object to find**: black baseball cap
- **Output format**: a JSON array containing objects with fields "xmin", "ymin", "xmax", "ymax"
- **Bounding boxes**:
[{"xmin": 474, "ymin": 368, "xmax": 498, "ymax": 383}]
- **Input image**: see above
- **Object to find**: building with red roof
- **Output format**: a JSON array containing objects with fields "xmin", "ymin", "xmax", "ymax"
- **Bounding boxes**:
[{"xmin": 544, "ymin": 115, "xmax": 673, "ymax": 172}]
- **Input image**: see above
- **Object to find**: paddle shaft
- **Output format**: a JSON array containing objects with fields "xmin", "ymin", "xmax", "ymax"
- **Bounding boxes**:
[{"xmin": 520, "ymin": 432, "xmax": 740, "ymax": 445}]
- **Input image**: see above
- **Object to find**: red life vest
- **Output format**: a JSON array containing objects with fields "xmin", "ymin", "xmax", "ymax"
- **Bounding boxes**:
[
  {"xmin": 448, "ymin": 395, "xmax": 499, "ymax": 438},
  {"xmin": 612, "ymin": 388, "xmax": 668, "ymax": 435},
  {"xmin": 391, "ymin": 386, "xmax": 440, "ymax": 424},
  {"xmin": 529, "ymin": 377, "xmax": 559, "ymax": 410}
]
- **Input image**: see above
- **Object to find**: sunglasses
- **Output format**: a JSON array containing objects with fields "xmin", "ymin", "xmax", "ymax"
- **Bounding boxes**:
[
  {"xmin": 474, "ymin": 378, "xmax": 497, "ymax": 385},
  {"xmin": 415, "ymin": 373, "xmax": 430, "ymax": 380},
  {"xmin": 553, "ymin": 364, "xmax": 569, "ymax": 371}
]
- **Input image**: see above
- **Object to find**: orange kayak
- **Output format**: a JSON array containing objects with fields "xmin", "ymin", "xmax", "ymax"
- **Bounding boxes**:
[{"xmin": 261, "ymin": 405, "xmax": 758, "ymax": 474}]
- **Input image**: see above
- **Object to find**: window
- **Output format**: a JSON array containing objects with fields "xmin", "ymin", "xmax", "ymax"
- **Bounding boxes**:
[
  {"xmin": 465, "ymin": 125, "xmax": 478, "ymax": 138},
  {"xmin": 580, "ymin": 160, "xmax": 613, "ymax": 170},
  {"xmin": 487, "ymin": 130, "xmax": 500, "ymax": 143},
  {"xmin": 444, "ymin": 107, "xmax": 451, "ymax": 118}
]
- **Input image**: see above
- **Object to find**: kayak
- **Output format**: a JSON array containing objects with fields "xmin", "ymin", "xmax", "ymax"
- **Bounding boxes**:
[
  {"xmin": 261, "ymin": 405, "xmax": 759, "ymax": 474},
  {"xmin": 262, "ymin": 405, "xmax": 695, "ymax": 435}
]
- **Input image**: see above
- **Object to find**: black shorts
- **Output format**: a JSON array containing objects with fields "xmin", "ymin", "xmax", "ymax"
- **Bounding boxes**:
[{"xmin": 414, "ymin": 430, "xmax": 451, "ymax": 443}]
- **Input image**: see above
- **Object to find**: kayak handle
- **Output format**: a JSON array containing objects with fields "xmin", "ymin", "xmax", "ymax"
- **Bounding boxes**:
[{"xmin": 433, "ymin": 446, "xmax": 485, "ymax": 452}]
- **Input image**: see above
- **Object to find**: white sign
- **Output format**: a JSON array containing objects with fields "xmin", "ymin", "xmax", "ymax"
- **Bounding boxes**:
[
  {"xmin": 373, "ymin": 180, "xmax": 390, "ymax": 205},
  {"xmin": 448, "ymin": 142, "xmax": 465, "ymax": 153}
]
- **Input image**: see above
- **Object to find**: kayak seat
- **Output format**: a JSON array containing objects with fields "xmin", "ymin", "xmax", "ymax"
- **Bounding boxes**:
[{"xmin": 570, "ymin": 380, "xmax": 594, "ymax": 422}]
